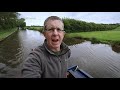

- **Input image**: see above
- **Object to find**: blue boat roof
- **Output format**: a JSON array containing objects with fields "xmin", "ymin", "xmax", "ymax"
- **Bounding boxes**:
[{"xmin": 67, "ymin": 65, "xmax": 93, "ymax": 78}]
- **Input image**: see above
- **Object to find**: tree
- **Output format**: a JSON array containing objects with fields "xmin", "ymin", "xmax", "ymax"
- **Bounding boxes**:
[
  {"xmin": 16, "ymin": 18, "xmax": 26, "ymax": 29},
  {"xmin": 0, "ymin": 12, "xmax": 26, "ymax": 30}
]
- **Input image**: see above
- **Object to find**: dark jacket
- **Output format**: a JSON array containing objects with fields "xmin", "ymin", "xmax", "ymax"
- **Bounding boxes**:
[{"xmin": 21, "ymin": 40, "xmax": 71, "ymax": 78}]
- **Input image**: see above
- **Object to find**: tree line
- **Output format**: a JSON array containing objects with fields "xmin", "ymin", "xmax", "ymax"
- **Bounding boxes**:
[
  {"xmin": 62, "ymin": 18, "xmax": 120, "ymax": 33},
  {"xmin": 16, "ymin": 17, "xmax": 119, "ymax": 33},
  {"xmin": 0, "ymin": 12, "xmax": 26, "ymax": 30}
]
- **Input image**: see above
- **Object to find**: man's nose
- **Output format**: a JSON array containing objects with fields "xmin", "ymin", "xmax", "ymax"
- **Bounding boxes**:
[{"xmin": 53, "ymin": 29, "xmax": 58, "ymax": 35}]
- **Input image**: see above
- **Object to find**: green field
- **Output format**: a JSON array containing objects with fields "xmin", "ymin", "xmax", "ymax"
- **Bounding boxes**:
[
  {"xmin": 67, "ymin": 31, "xmax": 120, "ymax": 41},
  {"xmin": 26, "ymin": 26, "xmax": 43, "ymax": 32},
  {"xmin": 66, "ymin": 26, "xmax": 120, "ymax": 45}
]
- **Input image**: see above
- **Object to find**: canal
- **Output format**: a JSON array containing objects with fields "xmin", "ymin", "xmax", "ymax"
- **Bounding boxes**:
[{"xmin": 0, "ymin": 29, "xmax": 120, "ymax": 78}]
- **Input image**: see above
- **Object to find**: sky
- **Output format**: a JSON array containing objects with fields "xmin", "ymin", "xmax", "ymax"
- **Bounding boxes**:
[{"xmin": 18, "ymin": 12, "xmax": 120, "ymax": 26}]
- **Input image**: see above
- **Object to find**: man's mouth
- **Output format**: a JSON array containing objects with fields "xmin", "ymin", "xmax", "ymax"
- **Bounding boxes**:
[{"xmin": 52, "ymin": 39, "xmax": 59, "ymax": 42}]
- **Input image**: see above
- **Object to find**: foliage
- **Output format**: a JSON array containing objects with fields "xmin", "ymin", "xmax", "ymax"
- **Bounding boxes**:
[
  {"xmin": 0, "ymin": 12, "xmax": 26, "ymax": 30},
  {"xmin": 62, "ymin": 18, "xmax": 120, "ymax": 33}
]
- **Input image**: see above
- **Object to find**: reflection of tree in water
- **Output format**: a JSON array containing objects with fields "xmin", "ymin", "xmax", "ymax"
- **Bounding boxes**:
[
  {"xmin": 0, "ymin": 31, "xmax": 22, "ymax": 68},
  {"xmin": 111, "ymin": 45, "xmax": 120, "ymax": 53},
  {"xmin": 63, "ymin": 37, "xmax": 84, "ymax": 46}
]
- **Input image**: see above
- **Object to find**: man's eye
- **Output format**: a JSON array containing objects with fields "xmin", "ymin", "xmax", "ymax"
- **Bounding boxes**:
[
  {"xmin": 46, "ymin": 28, "xmax": 64, "ymax": 32},
  {"xmin": 57, "ymin": 28, "xmax": 61, "ymax": 31},
  {"xmin": 57, "ymin": 28, "xmax": 64, "ymax": 31},
  {"xmin": 48, "ymin": 29, "xmax": 53, "ymax": 31}
]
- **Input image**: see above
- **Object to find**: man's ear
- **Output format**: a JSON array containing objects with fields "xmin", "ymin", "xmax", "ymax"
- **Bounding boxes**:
[
  {"xmin": 43, "ymin": 31, "xmax": 47, "ymax": 38},
  {"xmin": 64, "ymin": 31, "xmax": 66, "ymax": 35},
  {"xmin": 43, "ymin": 31, "xmax": 45, "ymax": 36}
]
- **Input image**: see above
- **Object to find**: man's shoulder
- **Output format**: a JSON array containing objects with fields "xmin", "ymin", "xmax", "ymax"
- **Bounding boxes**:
[
  {"xmin": 33, "ymin": 44, "xmax": 44, "ymax": 51},
  {"xmin": 31, "ymin": 44, "xmax": 46, "ymax": 55}
]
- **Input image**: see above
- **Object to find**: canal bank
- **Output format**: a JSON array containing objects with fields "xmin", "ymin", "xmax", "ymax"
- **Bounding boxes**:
[
  {"xmin": 0, "ymin": 28, "xmax": 18, "ymax": 43},
  {"xmin": 65, "ymin": 30, "xmax": 120, "ymax": 48}
]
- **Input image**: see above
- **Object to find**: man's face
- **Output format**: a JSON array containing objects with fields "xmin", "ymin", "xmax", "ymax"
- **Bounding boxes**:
[{"xmin": 43, "ymin": 20, "xmax": 65, "ymax": 51}]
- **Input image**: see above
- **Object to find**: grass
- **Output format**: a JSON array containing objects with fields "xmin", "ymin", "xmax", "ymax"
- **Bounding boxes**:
[
  {"xmin": 65, "ymin": 26, "xmax": 120, "ymax": 45},
  {"xmin": 26, "ymin": 26, "xmax": 43, "ymax": 32},
  {"xmin": 0, "ymin": 28, "xmax": 17, "ymax": 41},
  {"xmin": 67, "ymin": 31, "xmax": 120, "ymax": 41}
]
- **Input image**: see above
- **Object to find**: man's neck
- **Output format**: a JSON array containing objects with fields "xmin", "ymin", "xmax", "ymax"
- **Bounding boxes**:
[{"xmin": 50, "ymin": 47, "xmax": 60, "ymax": 52}]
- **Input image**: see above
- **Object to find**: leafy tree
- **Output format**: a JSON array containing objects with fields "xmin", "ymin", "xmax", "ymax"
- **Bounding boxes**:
[{"xmin": 0, "ymin": 12, "xmax": 26, "ymax": 30}]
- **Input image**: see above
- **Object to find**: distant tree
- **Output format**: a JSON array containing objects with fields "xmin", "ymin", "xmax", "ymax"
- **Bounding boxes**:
[
  {"xmin": 62, "ymin": 18, "xmax": 119, "ymax": 33},
  {"xmin": 16, "ymin": 18, "xmax": 26, "ymax": 29},
  {"xmin": 0, "ymin": 12, "xmax": 26, "ymax": 30}
]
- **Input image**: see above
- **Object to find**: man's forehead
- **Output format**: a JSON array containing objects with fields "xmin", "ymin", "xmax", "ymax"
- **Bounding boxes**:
[
  {"xmin": 46, "ymin": 20, "xmax": 63, "ymax": 24},
  {"xmin": 46, "ymin": 20, "xmax": 64, "ymax": 28}
]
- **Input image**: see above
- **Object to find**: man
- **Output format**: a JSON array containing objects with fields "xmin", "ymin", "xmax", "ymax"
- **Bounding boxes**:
[{"xmin": 21, "ymin": 16, "xmax": 71, "ymax": 78}]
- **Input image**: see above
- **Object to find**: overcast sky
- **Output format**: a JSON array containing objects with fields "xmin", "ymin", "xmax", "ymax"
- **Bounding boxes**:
[{"xmin": 18, "ymin": 12, "xmax": 120, "ymax": 26}]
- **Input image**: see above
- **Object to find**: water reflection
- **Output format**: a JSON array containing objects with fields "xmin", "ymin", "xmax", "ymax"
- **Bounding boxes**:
[
  {"xmin": 18, "ymin": 29, "xmax": 45, "ymax": 59},
  {"xmin": 0, "ymin": 31, "xmax": 21, "ymax": 67},
  {"xmin": 111, "ymin": 45, "xmax": 120, "ymax": 53},
  {"xmin": 64, "ymin": 37, "xmax": 84, "ymax": 46},
  {"xmin": 0, "ymin": 30, "xmax": 45, "ymax": 78},
  {"xmin": 0, "ymin": 30, "xmax": 120, "ymax": 78},
  {"xmin": 67, "ymin": 41, "xmax": 120, "ymax": 78},
  {"xmin": 64, "ymin": 37, "xmax": 120, "ymax": 54}
]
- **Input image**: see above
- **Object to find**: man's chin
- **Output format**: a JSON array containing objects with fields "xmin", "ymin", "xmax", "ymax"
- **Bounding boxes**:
[
  {"xmin": 53, "ymin": 45, "xmax": 60, "ymax": 47},
  {"xmin": 52, "ymin": 44, "xmax": 60, "ymax": 48}
]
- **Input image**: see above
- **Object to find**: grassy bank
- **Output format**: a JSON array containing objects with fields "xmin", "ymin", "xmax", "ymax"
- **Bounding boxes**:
[
  {"xmin": 65, "ymin": 27, "xmax": 120, "ymax": 45},
  {"xmin": 0, "ymin": 28, "xmax": 17, "ymax": 42}
]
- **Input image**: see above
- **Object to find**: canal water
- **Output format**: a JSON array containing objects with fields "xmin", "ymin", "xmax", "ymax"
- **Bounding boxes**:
[{"xmin": 0, "ymin": 29, "xmax": 120, "ymax": 78}]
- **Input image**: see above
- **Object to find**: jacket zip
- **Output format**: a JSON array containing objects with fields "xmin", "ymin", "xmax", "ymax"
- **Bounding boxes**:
[{"xmin": 57, "ymin": 56, "xmax": 62, "ymax": 78}]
